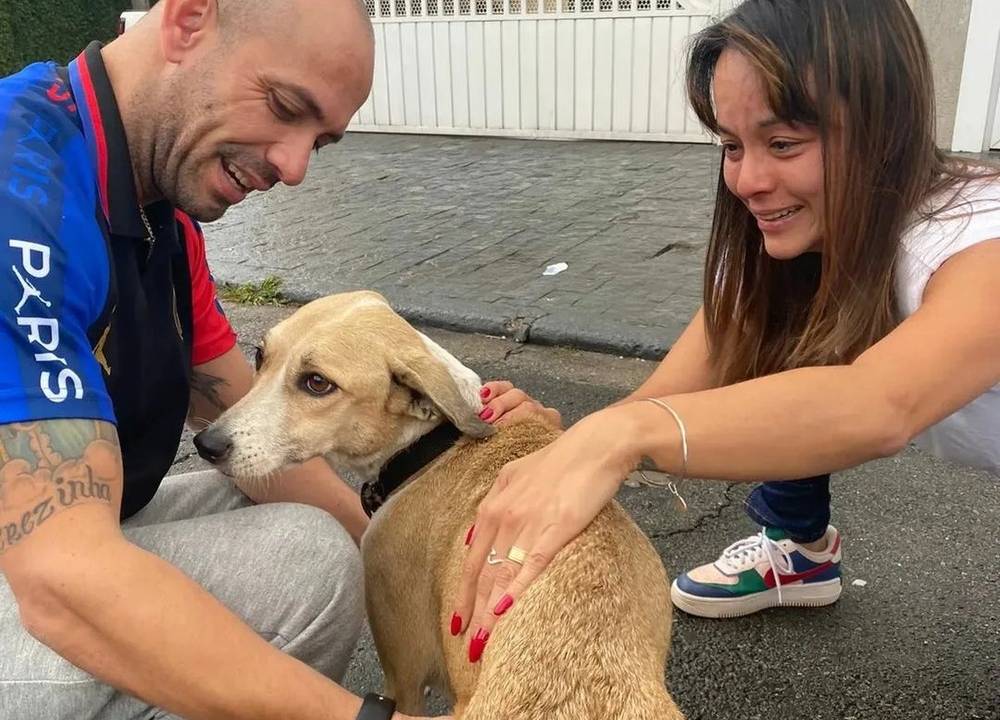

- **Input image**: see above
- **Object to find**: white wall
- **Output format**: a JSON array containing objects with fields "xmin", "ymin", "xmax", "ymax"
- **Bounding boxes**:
[{"xmin": 952, "ymin": 0, "xmax": 1000, "ymax": 152}]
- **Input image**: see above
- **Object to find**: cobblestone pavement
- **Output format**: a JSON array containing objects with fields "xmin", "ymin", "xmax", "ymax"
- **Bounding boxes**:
[{"xmin": 203, "ymin": 133, "xmax": 721, "ymax": 359}]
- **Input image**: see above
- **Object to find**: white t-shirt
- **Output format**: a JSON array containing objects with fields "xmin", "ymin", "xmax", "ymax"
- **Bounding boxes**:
[{"xmin": 895, "ymin": 176, "xmax": 1000, "ymax": 475}]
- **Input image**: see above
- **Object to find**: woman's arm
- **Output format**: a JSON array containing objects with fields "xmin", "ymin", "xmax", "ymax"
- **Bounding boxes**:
[
  {"xmin": 627, "ymin": 239, "xmax": 1000, "ymax": 480},
  {"xmin": 454, "ymin": 239, "xmax": 1000, "ymax": 657},
  {"xmin": 619, "ymin": 306, "xmax": 717, "ymax": 403}
]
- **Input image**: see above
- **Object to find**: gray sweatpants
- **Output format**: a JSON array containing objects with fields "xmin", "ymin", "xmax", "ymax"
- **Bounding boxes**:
[{"xmin": 0, "ymin": 470, "xmax": 366, "ymax": 720}]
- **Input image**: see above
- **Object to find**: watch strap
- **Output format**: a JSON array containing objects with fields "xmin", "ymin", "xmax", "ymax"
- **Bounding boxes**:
[{"xmin": 356, "ymin": 692, "xmax": 396, "ymax": 720}]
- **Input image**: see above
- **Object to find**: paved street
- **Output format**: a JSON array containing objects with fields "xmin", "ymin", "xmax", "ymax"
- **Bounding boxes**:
[
  {"xmin": 172, "ymin": 303, "xmax": 1000, "ymax": 720},
  {"xmin": 202, "ymin": 134, "xmax": 719, "ymax": 359}
]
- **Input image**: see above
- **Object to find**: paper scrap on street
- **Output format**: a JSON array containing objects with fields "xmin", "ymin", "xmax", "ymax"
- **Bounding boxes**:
[{"xmin": 543, "ymin": 262, "xmax": 568, "ymax": 276}]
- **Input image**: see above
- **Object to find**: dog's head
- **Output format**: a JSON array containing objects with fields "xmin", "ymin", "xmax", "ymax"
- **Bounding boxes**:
[{"xmin": 193, "ymin": 291, "xmax": 493, "ymax": 484}]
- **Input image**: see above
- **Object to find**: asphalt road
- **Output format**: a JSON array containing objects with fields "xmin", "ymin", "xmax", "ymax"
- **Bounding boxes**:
[{"xmin": 173, "ymin": 302, "xmax": 999, "ymax": 720}]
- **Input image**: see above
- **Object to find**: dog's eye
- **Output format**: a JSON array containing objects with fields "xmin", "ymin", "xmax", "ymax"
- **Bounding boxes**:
[
  {"xmin": 254, "ymin": 346, "xmax": 264, "ymax": 371},
  {"xmin": 302, "ymin": 373, "xmax": 336, "ymax": 396}
]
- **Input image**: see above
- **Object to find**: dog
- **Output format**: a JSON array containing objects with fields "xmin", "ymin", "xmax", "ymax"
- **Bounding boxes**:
[{"xmin": 194, "ymin": 290, "xmax": 685, "ymax": 720}]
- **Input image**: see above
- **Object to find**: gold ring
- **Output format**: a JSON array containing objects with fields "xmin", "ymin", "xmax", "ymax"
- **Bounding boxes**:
[{"xmin": 507, "ymin": 545, "xmax": 528, "ymax": 565}]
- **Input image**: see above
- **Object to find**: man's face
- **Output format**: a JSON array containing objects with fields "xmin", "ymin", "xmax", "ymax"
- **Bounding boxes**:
[{"xmin": 153, "ymin": 5, "xmax": 374, "ymax": 221}]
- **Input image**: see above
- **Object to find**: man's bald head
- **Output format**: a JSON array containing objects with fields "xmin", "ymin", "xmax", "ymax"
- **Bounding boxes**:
[
  {"xmin": 108, "ymin": 0, "xmax": 374, "ymax": 220},
  {"xmin": 215, "ymin": 0, "xmax": 372, "ymax": 43}
]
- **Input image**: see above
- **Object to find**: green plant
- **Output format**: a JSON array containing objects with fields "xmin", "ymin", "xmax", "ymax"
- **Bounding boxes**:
[
  {"xmin": 217, "ymin": 276, "xmax": 288, "ymax": 306},
  {"xmin": 0, "ymin": 1, "xmax": 132, "ymax": 77}
]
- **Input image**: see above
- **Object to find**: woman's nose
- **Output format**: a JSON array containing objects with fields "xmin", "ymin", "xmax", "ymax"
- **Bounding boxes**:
[{"xmin": 733, "ymin": 153, "xmax": 778, "ymax": 200}]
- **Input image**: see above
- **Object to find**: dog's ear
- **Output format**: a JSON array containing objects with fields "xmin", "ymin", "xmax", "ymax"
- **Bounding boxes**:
[{"xmin": 390, "ymin": 351, "xmax": 494, "ymax": 439}]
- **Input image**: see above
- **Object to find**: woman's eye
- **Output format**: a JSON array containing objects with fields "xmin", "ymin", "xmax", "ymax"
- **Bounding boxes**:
[
  {"xmin": 254, "ymin": 346, "xmax": 264, "ymax": 370},
  {"xmin": 771, "ymin": 140, "xmax": 798, "ymax": 152},
  {"xmin": 722, "ymin": 143, "xmax": 742, "ymax": 158},
  {"xmin": 303, "ymin": 374, "xmax": 336, "ymax": 396}
]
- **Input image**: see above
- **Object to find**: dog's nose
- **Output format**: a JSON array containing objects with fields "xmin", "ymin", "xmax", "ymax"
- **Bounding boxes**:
[{"xmin": 193, "ymin": 428, "xmax": 233, "ymax": 464}]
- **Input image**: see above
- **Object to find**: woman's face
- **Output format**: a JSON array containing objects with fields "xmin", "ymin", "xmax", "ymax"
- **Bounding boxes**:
[{"xmin": 713, "ymin": 48, "xmax": 825, "ymax": 259}]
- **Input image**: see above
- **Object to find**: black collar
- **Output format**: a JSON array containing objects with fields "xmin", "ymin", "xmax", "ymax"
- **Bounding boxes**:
[
  {"xmin": 66, "ymin": 42, "xmax": 153, "ymax": 239},
  {"xmin": 360, "ymin": 422, "xmax": 463, "ymax": 517}
]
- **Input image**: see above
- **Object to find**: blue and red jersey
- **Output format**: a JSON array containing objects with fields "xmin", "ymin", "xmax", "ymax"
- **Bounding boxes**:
[{"xmin": 0, "ymin": 42, "xmax": 237, "ymax": 517}]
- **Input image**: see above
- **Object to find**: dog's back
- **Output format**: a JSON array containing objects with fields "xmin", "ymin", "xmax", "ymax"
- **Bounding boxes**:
[{"xmin": 364, "ymin": 421, "xmax": 684, "ymax": 719}]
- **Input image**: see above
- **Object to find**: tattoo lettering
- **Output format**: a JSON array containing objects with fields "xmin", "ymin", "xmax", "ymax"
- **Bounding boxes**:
[{"xmin": 0, "ymin": 419, "xmax": 120, "ymax": 555}]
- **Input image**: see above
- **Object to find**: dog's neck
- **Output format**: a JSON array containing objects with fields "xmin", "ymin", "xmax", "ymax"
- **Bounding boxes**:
[{"xmin": 358, "ymin": 420, "xmax": 463, "ymax": 517}]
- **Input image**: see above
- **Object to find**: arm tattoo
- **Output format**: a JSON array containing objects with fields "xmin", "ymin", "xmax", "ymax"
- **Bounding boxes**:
[
  {"xmin": 190, "ymin": 370, "xmax": 229, "ymax": 417},
  {"xmin": 0, "ymin": 420, "xmax": 120, "ymax": 556}
]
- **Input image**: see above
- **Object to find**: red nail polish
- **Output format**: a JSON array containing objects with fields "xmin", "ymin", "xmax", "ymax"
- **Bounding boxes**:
[
  {"xmin": 480, "ymin": 387, "xmax": 491, "ymax": 400},
  {"xmin": 479, "ymin": 407, "xmax": 494, "ymax": 421},
  {"xmin": 469, "ymin": 628, "xmax": 490, "ymax": 663},
  {"xmin": 493, "ymin": 594, "xmax": 514, "ymax": 616},
  {"xmin": 450, "ymin": 613, "xmax": 462, "ymax": 636},
  {"xmin": 465, "ymin": 525, "xmax": 475, "ymax": 546}
]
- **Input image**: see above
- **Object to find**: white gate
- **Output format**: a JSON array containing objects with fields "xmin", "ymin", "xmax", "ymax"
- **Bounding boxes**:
[
  {"xmin": 992, "ymin": 100, "xmax": 1000, "ymax": 151},
  {"xmin": 351, "ymin": 0, "xmax": 733, "ymax": 142}
]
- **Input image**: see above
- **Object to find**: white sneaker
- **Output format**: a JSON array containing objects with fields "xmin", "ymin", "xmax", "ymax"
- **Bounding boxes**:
[{"xmin": 670, "ymin": 526, "xmax": 843, "ymax": 619}]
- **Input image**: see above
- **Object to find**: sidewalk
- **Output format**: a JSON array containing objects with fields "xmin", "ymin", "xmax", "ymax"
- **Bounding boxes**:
[{"xmin": 203, "ymin": 133, "xmax": 720, "ymax": 360}]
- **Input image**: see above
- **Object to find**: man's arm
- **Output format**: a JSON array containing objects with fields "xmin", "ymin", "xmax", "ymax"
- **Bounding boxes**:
[
  {"xmin": 0, "ymin": 419, "xmax": 367, "ymax": 720},
  {"xmin": 189, "ymin": 345, "xmax": 369, "ymax": 542}
]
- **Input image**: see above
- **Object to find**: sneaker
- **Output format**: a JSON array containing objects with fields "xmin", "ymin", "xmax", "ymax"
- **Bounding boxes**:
[{"xmin": 670, "ymin": 525, "xmax": 842, "ymax": 619}]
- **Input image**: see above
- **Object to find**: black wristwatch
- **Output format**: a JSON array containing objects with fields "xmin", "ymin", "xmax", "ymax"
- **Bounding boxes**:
[{"xmin": 356, "ymin": 692, "xmax": 397, "ymax": 720}]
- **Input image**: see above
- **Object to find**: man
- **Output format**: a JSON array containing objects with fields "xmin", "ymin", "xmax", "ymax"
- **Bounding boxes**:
[{"xmin": 0, "ymin": 1, "xmax": 441, "ymax": 718}]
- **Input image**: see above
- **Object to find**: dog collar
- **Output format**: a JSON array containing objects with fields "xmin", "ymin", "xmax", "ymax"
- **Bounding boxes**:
[{"xmin": 360, "ymin": 421, "xmax": 463, "ymax": 517}]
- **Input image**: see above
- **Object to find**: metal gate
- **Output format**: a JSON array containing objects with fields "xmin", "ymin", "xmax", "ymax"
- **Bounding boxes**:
[{"xmin": 351, "ymin": 0, "xmax": 733, "ymax": 142}]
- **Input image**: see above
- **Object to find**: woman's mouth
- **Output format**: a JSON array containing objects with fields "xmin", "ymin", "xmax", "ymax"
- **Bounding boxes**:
[{"xmin": 754, "ymin": 205, "xmax": 804, "ymax": 231}]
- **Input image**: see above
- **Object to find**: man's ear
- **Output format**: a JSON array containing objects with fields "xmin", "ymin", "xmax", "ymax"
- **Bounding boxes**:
[{"xmin": 159, "ymin": 0, "xmax": 219, "ymax": 64}]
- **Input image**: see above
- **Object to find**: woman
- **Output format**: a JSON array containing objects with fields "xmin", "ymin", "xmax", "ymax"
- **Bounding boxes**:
[{"xmin": 452, "ymin": 0, "xmax": 1000, "ymax": 661}]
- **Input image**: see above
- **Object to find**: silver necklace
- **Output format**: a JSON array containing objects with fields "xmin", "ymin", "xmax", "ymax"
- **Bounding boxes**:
[{"xmin": 138, "ymin": 205, "xmax": 156, "ymax": 259}]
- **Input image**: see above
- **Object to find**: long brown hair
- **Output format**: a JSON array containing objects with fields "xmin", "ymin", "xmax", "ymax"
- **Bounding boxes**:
[{"xmin": 687, "ymin": 0, "xmax": 999, "ymax": 385}]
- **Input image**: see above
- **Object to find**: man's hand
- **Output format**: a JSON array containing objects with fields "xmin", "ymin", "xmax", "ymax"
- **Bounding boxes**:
[{"xmin": 245, "ymin": 457, "xmax": 369, "ymax": 544}]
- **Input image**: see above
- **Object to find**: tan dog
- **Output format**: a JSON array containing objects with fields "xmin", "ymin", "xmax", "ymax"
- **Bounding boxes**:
[{"xmin": 197, "ymin": 291, "xmax": 685, "ymax": 720}]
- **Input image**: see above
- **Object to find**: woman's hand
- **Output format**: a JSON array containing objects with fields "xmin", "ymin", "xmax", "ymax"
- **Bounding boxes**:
[
  {"xmin": 451, "ymin": 405, "xmax": 642, "ymax": 662},
  {"xmin": 478, "ymin": 381, "xmax": 563, "ymax": 430}
]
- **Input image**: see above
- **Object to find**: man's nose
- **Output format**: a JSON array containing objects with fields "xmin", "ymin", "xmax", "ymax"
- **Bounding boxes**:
[
  {"xmin": 193, "ymin": 427, "xmax": 233, "ymax": 464},
  {"xmin": 266, "ymin": 137, "xmax": 314, "ymax": 187}
]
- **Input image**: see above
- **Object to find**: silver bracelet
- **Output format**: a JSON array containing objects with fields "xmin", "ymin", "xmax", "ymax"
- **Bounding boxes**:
[{"xmin": 641, "ymin": 397, "xmax": 689, "ymax": 479}]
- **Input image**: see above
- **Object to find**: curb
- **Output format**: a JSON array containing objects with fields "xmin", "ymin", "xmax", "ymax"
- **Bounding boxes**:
[{"xmin": 279, "ymin": 287, "xmax": 677, "ymax": 361}]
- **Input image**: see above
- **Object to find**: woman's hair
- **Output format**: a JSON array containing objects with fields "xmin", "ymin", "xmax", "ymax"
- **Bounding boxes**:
[{"xmin": 687, "ymin": 0, "xmax": 999, "ymax": 385}]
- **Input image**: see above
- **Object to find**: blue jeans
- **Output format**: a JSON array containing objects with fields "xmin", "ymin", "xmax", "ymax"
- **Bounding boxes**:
[{"xmin": 744, "ymin": 474, "xmax": 831, "ymax": 544}]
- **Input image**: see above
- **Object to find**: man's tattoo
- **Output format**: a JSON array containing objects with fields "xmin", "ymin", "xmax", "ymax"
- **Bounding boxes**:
[
  {"xmin": 0, "ymin": 419, "xmax": 120, "ymax": 555},
  {"xmin": 189, "ymin": 370, "xmax": 229, "ymax": 417}
]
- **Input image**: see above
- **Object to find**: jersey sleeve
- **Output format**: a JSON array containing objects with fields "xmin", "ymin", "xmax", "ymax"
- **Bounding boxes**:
[
  {"xmin": 0, "ymin": 85, "xmax": 115, "ymax": 425},
  {"xmin": 175, "ymin": 211, "xmax": 238, "ymax": 365}
]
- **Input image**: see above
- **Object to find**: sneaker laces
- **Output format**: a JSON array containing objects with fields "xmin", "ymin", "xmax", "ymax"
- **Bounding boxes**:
[{"xmin": 717, "ymin": 528, "xmax": 793, "ymax": 605}]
